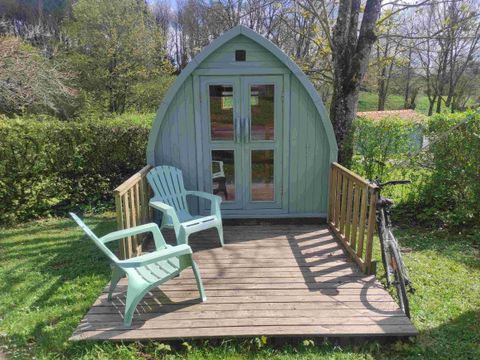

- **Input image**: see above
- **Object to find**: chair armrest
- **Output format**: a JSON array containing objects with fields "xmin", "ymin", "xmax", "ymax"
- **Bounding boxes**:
[
  {"xmin": 186, "ymin": 191, "xmax": 222, "ymax": 217},
  {"xmin": 149, "ymin": 199, "xmax": 182, "ymax": 236},
  {"xmin": 149, "ymin": 199, "xmax": 175, "ymax": 213},
  {"xmin": 116, "ymin": 244, "xmax": 192, "ymax": 268},
  {"xmin": 186, "ymin": 191, "xmax": 222, "ymax": 203},
  {"xmin": 100, "ymin": 223, "xmax": 160, "ymax": 244}
]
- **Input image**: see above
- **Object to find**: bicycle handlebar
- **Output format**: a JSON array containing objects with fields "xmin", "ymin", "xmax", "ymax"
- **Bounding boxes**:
[
  {"xmin": 381, "ymin": 180, "xmax": 412, "ymax": 187},
  {"xmin": 372, "ymin": 179, "xmax": 412, "ymax": 188}
]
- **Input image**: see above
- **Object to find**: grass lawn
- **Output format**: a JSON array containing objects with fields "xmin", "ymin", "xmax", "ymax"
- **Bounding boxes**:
[
  {"xmin": 0, "ymin": 214, "xmax": 479, "ymax": 359},
  {"xmin": 358, "ymin": 92, "xmax": 433, "ymax": 114}
]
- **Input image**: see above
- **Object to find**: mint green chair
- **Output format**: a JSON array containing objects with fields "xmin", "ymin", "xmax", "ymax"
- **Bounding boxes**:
[
  {"xmin": 147, "ymin": 166, "xmax": 224, "ymax": 246},
  {"xmin": 69, "ymin": 213, "xmax": 206, "ymax": 326}
]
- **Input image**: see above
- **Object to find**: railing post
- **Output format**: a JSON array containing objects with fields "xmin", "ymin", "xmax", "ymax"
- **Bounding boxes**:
[
  {"xmin": 328, "ymin": 164, "xmax": 336, "ymax": 224},
  {"xmin": 114, "ymin": 190, "xmax": 127, "ymax": 260},
  {"xmin": 365, "ymin": 187, "xmax": 378, "ymax": 274}
]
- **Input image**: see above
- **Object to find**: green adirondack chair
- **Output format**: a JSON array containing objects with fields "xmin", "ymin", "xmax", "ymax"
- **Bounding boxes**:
[
  {"xmin": 69, "ymin": 213, "xmax": 206, "ymax": 326},
  {"xmin": 146, "ymin": 165, "xmax": 224, "ymax": 246}
]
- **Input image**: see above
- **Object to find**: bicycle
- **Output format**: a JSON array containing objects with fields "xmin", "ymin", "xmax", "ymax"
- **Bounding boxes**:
[{"xmin": 372, "ymin": 179, "xmax": 416, "ymax": 318}]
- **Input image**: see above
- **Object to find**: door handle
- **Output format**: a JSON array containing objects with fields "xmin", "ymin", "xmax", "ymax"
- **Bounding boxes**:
[
  {"xmin": 243, "ymin": 117, "xmax": 250, "ymax": 143},
  {"xmin": 235, "ymin": 117, "xmax": 241, "ymax": 143}
]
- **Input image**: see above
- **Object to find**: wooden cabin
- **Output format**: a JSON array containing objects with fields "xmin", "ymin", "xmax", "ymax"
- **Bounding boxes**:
[
  {"xmin": 147, "ymin": 25, "xmax": 337, "ymax": 218},
  {"xmin": 72, "ymin": 26, "xmax": 418, "ymax": 343}
]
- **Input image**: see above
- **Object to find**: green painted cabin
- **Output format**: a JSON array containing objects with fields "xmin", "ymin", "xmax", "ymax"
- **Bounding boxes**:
[{"xmin": 147, "ymin": 26, "xmax": 338, "ymax": 218}]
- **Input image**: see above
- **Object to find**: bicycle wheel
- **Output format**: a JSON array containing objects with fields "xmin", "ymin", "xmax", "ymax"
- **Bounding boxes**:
[
  {"xmin": 377, "ymin": 212, "xmax": 391, "ymax": 287},
  {"xmin": 388, "ymin": 243, "xmax": 410, "ymax": 318}
]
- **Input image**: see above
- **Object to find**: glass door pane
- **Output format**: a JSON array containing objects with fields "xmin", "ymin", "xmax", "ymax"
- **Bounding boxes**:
[
  {"xmin": 211, "ymin": 150, "xmax": 236, "ymax": 202},
  {"xmin": 251, "ymin": 150, "xmax": 274, "ymax": 201},
  {"xmin": 250, "ymin": 85, "xmax": 275, "ymax": 141},
  {"xmin": 209, "ymin": 85, "xmax": 234, "ymax": 141}
]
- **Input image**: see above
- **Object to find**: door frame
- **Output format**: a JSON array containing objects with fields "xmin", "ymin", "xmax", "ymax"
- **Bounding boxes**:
[{"xmin": 195, "ymin": 73, "xmax": 290, "ymax": 217}]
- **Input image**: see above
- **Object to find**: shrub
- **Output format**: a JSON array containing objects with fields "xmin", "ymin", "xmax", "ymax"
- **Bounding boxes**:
[
  {"xmin": 0, "ymin": 116, "xmax": 150, "ymax": 225},
  {"xmin": 353, "ymin": 116, "xmax": 424, "ymax": 180},
  {"xmin": 418, "ymin": 111, "xmax": 480, "ymax": 228}
]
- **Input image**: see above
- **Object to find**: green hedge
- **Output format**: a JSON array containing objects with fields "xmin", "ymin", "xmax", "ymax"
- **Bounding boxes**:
[
  {"xmin": 353, "ymin": 116, "xmax": 424, "ymax": 180},
  {"xmin": 352, "ymin": 111, "xmax": 480, "ymax": 229},
  {"xmin": 419, "ymin": 111, "xmax": 480, "ymax": 228},
  {"xmin": 0, "ymin": 117, "xmax": 150, "ymax": 225}
]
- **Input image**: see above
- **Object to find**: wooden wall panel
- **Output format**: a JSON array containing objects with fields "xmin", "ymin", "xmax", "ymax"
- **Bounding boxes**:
[
  {"xmin": 199, "ymin": 35, "xmax": 284, "ymax": 69},
  {"xmin": 154, "ymin": 78, "xmax": 199, "ymax": 214},
  {"xmin": 288, "ymin": 76, "xmax": 331, "ymax": 215}
]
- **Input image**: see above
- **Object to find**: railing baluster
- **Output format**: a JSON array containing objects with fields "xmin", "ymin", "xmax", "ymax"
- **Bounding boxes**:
[
  {"xmin": 339, "ymin": 174, "xmax": 349, "ymax": 233},
  {"xmin": 344, "ymin": 176, "xmax": 354, "ymax": 244},
  {"xmin": 350, "ymin": 182, "xmax": 361, "ymax": 250}
]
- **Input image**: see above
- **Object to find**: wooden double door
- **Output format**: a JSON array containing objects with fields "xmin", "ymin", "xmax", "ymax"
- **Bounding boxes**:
[{"xmin": 200, "ymin": 75, "xmax": 284, "ymax": 213}]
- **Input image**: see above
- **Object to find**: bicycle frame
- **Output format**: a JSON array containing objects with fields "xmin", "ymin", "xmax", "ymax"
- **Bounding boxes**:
[{"xmin": 375, "ymin": 191, "xmax": 412, "ymax": 289}]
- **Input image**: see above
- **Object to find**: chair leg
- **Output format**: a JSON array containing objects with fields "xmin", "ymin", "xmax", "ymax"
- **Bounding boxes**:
[
  {"xmin": 123, "ymin": 280, "xmax": 147, "ymax": 327},
  {"xmin": 191, "ymin": 261, "xmax": 207, "ymax": 302},
  {"xmin": 178, "ymin": 228, "xmax": 189, "ymax": 246},
  {"xmin": 216, "ymin": 223, "xmax": 224, "ymax": 246},
  {"xmin": 108, "ymin": 266, "xmax": 125, "ymax": 301}
]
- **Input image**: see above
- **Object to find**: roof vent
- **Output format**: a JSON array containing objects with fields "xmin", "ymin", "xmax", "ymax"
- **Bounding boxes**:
[{"xmin": 235, "ymin": 50, "xmax": 246, "ymax": 61}]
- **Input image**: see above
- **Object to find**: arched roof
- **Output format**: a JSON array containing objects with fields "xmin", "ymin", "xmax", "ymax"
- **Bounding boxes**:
[{"xmin": 147, "ymin": 25, "xmax": 338, "ymax": 164}]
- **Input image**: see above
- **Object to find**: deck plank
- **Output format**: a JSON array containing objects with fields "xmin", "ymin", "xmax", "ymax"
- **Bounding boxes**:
[{"xmin": 71, "ymin": 224, "xmax": 418, "ymax": 341}]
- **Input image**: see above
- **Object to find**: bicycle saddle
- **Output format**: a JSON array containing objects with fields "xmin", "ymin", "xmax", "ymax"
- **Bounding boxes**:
[{"xmin": 377, "ymin": 197, "xmax": 394, "ymax": 207}]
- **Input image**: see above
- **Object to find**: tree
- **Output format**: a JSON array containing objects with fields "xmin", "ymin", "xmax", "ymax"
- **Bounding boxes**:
[
  {"xmin": 0, "ymin": 36, "xmax": 75, "ymax": 117},
  {"xmin": 375, "ymin": 14, "xmax": 403, "ymax": 111},
  {"xmin": 0, "ymin": 0, "xmax": 73, "ymax": 55},
  {"xmin": 415, "ymin": 0, "xmax": 480, "ymax": 115},
  {"xmin": 329, "ymin": 0, "xmax": 382, "ymax": 165},
  {"xmin": 65, "ymin": 0, "xmax": 172, "ymax": 113}
]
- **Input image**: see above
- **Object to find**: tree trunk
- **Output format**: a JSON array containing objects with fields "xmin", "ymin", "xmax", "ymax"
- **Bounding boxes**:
[
  {"xmin": 435, "ymin": 94, "xmax": 443, "ymax": 113},
  {"xmin": 330, "ymin": 83, "xmax": 358, "ymax": 165},
  {"xmin": 428, "ymin": 96, "xmax": 436, "ymax": 116},
  {"xmin": 377, "ymin": 64, "xmax": 387, "ymax": 111},
  {"xmin": 409, "ymin": 88, "xmax": 418, "ymax": 109},
  {"xmin": 330, "ymin": 0, "xmax": 382, "ymax": 166},
  {"xmin": 403, "ymin": 48, "xmax": 412, "ymax": 109}
]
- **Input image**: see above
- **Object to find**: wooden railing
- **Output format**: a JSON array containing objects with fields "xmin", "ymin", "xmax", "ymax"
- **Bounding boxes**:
[
  {"xmin": 114, "ymin": 165, "xmax": 153, "ymax": 259},
  {"xmin": 328, "ymin": 162, "xmax": 378, "ymax": 274}
]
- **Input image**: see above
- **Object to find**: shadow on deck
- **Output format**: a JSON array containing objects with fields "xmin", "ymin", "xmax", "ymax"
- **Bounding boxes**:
[{"xmin": 70, "ymin": 224, "xmax": 418, "ymax": 341}]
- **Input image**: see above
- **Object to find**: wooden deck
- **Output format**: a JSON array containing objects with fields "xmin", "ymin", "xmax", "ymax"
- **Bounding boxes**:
[{"xmin": 71, "ymin": 224, "xmax": 418, "ymax": 341}]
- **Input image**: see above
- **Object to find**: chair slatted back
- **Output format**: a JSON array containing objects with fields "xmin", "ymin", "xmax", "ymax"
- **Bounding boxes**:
[
  {"xmin": 147, "ymin": 166, "xmax": 189, "ymax": 213},
  {"xmin": 69, "ymin": 213, "xmax": 119, "ymax": 263}
]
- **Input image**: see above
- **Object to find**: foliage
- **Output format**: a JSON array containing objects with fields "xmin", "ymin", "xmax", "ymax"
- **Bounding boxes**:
[
  {"xmin": 417, "ymin": 111, "xmax": 480, "ymax": 228},
  {"xmin": 0, "ymin": 36, "xmax": 76, "ymax": 118},
  {"xmin": 0, "ymin": 214, "xmax": 479, "ymax": 359},
  {"xmin": 0, "ymin": 116, "xmax": 150, "ymax": 225},
  {"xmin": 64, "ymin": 0, "xmax": 173, "ymax": 114},
  {"xmin": 353, "ymin": 116, "xmax": 424, "ymax": 180},
  {"xmin": 128, "ymin": 76, "xmax": 176, "ymax": 113}
]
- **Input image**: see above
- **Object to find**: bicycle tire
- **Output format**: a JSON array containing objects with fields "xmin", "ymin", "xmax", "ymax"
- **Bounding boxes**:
[
  {"xmin": 377, "ymin": 212, "xmax": 391, "ymax": 287},
  {"xmin": 388, "ymin": 243, "xmax": 410, "ymax": 318}
]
